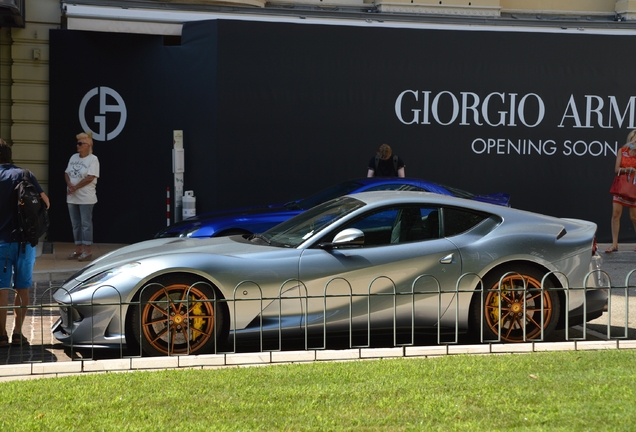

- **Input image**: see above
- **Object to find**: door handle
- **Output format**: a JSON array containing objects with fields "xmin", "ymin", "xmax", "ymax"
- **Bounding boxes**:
[{"xmin": 440, "ymin": 253, "xmax": 454, "ymax": 264}]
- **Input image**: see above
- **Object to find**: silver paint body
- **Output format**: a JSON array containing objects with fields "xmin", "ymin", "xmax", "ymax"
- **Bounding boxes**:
[{"xmin": 52, "ymin": 191, "xmax": 604, "ymax": 348}]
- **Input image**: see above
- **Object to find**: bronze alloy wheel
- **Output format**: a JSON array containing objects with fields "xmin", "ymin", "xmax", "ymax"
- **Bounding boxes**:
[
  {"xmin": 132, "ymin": 275, "xmax": 227, "ymax": 356},
  {"xmin": 471, "ymin": 265, "xmax": 560, "ymax": 343}
]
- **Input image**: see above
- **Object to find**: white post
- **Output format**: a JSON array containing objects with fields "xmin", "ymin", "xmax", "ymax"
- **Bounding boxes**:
[{"xmin": 173, "ymin": 130, "xmax": 184, "ymax": 223}]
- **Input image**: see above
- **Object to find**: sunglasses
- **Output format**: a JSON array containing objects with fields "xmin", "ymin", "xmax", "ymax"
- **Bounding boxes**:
[{"xmin": 76, "ymin": 142, "xmax": 88, "ymax": 146}]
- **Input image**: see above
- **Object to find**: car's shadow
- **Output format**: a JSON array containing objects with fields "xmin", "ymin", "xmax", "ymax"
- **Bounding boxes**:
[
  {"xmin": 552, "ymin": 323, "xmax": 636, "ymax": 341},
  {"xmin": 1, "ymin": 343, "xmax": 66, "ymax": 364}
]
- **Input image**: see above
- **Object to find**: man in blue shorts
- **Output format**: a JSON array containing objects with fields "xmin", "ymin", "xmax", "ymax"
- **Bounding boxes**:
[{"xmin": 0, "ymin": 139, "xmax": 50, "ymax": 346}]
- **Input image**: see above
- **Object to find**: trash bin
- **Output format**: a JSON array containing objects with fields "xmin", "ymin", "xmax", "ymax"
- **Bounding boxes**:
[{"xmin": 182, "ymin": 191, "xmax": 196, "ymax": 219}]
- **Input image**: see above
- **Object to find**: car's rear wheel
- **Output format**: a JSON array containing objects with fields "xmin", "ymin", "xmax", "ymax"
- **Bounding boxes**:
[
  {"xmin": 470, "ymin": 265, "xmax": 560, "ymax": 343},
  {"xmin": 131, "ymin": 274, "xmax": 228, "ymax": 356}
]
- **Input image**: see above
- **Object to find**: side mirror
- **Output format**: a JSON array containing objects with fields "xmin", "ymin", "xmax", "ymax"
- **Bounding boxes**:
[{"xmin": 319, "ymin": 228, "xmax": 364, "ymax": 250}]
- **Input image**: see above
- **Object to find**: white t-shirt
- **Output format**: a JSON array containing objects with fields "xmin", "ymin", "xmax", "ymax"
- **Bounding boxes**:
[{"xmin": 65, "ymin": 153, "xmax": 100, "ymax": 204}]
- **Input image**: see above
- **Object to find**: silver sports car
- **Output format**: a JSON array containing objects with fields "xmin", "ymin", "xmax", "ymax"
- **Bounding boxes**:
[{"xmin": 52, "ymin": 191, "xmax": 606, "ymax": 356}]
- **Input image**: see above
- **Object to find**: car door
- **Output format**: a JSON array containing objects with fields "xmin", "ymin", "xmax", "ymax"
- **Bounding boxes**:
[{"xmin": 297, "ymin": 205, "xmax": 462, "ymax": 337}]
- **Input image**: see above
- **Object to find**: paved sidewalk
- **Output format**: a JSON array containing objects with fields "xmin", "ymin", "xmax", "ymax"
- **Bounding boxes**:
[{"xmin": 33, "ymin": 242, "xmax": 127, "ymax": 283}]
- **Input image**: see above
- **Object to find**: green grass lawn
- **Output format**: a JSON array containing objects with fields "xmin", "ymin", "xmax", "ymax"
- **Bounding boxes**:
[{"xmin": 1, "ymin": 349, "xmax": 634, "ymax": 431}]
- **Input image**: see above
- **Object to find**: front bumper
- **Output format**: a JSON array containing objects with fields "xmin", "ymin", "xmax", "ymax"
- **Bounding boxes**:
[{"xmin": 51, "ymin": 302, "xmax": 127, "ymax": 349}]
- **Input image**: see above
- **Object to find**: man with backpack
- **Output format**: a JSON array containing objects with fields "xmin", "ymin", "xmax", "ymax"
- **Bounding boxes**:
[
  {"xmin": 0, "ymin": 139, "xmax": 50, "ymax": 347},
  {"xmin": 367, "ymin": 143, "xmax": 406, "ymax": 178}
]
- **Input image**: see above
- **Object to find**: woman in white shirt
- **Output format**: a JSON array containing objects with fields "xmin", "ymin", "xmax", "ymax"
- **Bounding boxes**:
[{"xmin": 64, "ymin": 131, "xmax": 100, "ymax": 261}]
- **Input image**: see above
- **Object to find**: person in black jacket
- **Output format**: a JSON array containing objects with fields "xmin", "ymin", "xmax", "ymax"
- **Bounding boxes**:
[
  {"xmin": 0, "ymin": 139, "xmax": 49, "ymax": 347},
  {"xmin": 367, "ymin": 144, "xmax": 405, "ymax": 178}
]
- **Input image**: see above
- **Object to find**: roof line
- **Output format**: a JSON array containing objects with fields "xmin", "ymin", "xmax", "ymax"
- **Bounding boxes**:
[{"xmin": 62, "ymin": 0, "xmax": 636, "ymax": 33}]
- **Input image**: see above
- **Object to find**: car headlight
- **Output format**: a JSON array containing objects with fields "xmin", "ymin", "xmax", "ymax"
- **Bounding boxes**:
[{"xmin": 69, "ymin": 262, "xmax": 141, "ymax": 293}]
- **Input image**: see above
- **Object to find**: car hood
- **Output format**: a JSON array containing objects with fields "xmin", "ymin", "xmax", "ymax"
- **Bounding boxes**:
[
  {"xmin": 182, "ymin": 202, "xmax": 291, "ymax": 221},
  {"xmin": 69, "ymin": 236, "xmax": 263, "ymax": 283},
  {"xmin": 154, "ymin": 202, "xmax": 296, "ymax": 237}
]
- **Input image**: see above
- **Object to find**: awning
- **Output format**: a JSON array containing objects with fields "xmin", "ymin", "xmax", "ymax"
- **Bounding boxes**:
[
  {"xmin": 62, "ymin": 4, "xmax": 293, "ymax": 36},
  {"xmin": 62, "ymin": 3, "xmax": 636, "ymax": 36}
]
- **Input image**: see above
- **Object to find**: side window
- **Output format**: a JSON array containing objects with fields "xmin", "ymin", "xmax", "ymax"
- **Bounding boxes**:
[
  {"xmin": 340, "ymin": 206, "xmax": 440, "ymax": 246},
  {"xmin": 442, "ymin": 207, "xmax": 487, "ymax": 237},
  {"xmin": 390, "ymin": 207, "xmax": 440, "ymax": 244},
  {"xmin": 319, "ymin": 205, "xmax": 454, "ymax": 247},
  {"xmin": 346, "ymin": 208, "xmax": 399, "ymax": 246}
]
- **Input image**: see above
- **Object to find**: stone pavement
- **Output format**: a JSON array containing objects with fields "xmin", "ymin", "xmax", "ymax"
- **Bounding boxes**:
[
  {"xmin": 32, "ymin": 242, "xmax": 126, "ymax": 284},
  {"xmin": 0, "ymin": 241, "xmax": 634, "ymax": 382}
]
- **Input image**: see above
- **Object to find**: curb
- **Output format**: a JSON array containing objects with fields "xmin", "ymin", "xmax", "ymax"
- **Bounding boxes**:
[{"xmin": 0, "ymin": 340, "xmax": 634, "ymax": 382}]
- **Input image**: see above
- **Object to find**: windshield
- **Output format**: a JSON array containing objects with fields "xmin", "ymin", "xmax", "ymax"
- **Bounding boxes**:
[
  {"xmin": 261, "ymin": 196, "xmax": 365, "ymax": 247},
  {"xmin": 289, "ymin": 180, "xmax": 366, "ymax": 210}
]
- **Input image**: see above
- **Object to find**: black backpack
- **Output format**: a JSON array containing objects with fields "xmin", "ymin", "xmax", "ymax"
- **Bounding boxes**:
[{"xmin": 12, "ymin": 169, "xmax": 49, "ymax": 248}]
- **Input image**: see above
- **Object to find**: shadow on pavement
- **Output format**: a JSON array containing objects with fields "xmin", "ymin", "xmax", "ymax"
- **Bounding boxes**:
[{"xmin": 0, "ymin": 344, "xmax": 65, "ymax": 365}]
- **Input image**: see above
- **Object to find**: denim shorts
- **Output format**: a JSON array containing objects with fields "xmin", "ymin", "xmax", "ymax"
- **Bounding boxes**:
[{"xmin": 0, "ymin": 242, "xmax": 35, "ymax": 289}]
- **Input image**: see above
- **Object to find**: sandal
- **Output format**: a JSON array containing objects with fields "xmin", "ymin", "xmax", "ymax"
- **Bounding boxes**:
[
  {"xmin": 605, "ymin": 246, "xmax": 619, "ymax": 253},
  {"xmin": 11, "ymin": 334, "xmax": 28, "ymax": 346},
  {"xmin": 77, "ymin": 253, "xmax": 93, "ymax": 262},
  {"xmin": 67, "ymin": 251, "xmax": 80, "ymax": 260},
  {"xmin": 0, "ymin": 335, "xmax": 8, "ymax": 347}
]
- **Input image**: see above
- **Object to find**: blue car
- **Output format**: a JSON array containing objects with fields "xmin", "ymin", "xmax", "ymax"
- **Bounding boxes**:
[{"xmin": 155, "ymin": 177, "xmax": 510, "ymax": 238}]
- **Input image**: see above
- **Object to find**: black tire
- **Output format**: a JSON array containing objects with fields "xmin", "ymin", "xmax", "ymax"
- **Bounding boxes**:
[
  {"xmin": 469, "ymin": 264, "xmax": 560, "ymax": 343},
  {"xmin": 130, "ymin": 274, "xmax": 229, "ymax": 356}
]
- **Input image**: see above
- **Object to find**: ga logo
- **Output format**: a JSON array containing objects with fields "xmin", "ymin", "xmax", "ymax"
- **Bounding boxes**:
[{"xmin": 78, "ymin": 87, "xmax": 127, "ymax": 141}]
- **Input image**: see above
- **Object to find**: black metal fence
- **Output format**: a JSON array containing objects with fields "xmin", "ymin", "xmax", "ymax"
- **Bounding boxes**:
[{"xmin": 0, "ymin": 268, "xmax": 631, "ymax": 365}]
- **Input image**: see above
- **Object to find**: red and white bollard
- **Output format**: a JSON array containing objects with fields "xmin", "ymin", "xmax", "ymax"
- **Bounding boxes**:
[{"xmin": 166, "ymin": 187, "xmax": 171, "ymax": 226}]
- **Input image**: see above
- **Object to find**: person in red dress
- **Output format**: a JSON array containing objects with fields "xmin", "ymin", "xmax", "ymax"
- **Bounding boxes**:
[{"xmin": 607, "ymin": 129, "xmax": 636, "ymax": 253}]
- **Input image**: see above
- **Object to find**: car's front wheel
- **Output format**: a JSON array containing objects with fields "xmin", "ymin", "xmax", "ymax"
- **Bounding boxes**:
[
  {"xmin": 470, "ymin": 265, "xmax": 560, "ymax": 343},
  {"xmin": 130, "ymin": 274, "xmax": 228, "ymax": 356}
]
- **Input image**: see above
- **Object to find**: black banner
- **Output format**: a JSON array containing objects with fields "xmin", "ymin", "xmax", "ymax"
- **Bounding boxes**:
[{"xmin": 50, "ymin": 20, "xmax": 636, "ymax": 243}]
